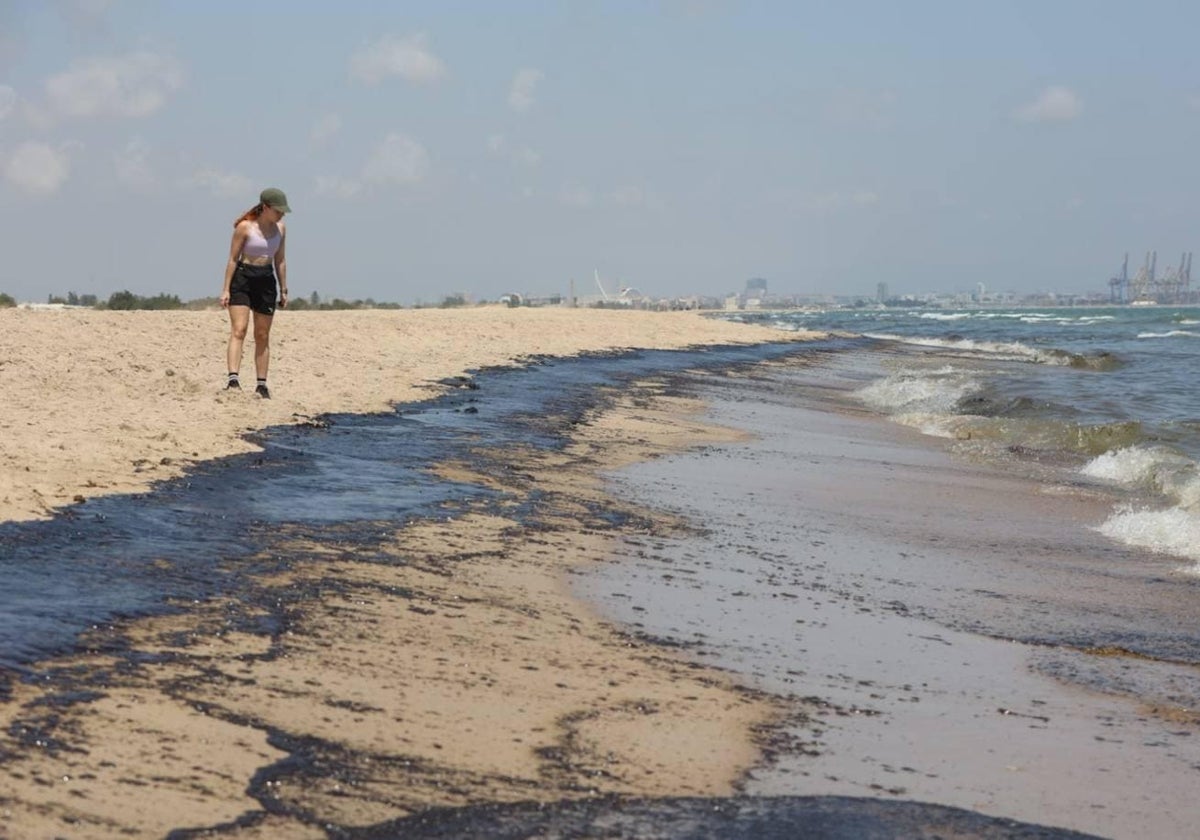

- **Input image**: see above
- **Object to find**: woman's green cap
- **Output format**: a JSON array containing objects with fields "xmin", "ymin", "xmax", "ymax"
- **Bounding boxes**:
[{"xmin": 260, "ymin": 187, "xmax": 291, "ymax": 213}]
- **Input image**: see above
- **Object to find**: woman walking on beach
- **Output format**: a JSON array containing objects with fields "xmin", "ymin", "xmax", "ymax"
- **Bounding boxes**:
[{"xmin": 220, "ymin": 187, "xmax": 290, "ymax": 399}]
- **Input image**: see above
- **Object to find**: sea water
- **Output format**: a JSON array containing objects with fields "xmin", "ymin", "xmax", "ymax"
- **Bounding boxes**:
[
  {"xmin": 574, "ymin": 321, "xmax": 1200, "ymax": 838},
  {"xmin": 723, "ymin": 306, "xmax": 1200, "ymax": 569}
]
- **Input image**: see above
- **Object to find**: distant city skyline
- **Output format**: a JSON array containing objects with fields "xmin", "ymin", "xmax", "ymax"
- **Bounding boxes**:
[{"xmin": 3, "ymin": 2, "xmax": 1200, "ymax": 304}]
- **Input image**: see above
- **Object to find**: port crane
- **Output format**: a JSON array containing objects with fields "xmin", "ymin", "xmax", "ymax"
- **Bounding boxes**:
[{"xmin": 1109, "ymin": 251, "xmax": 1192, "ymax": 304}]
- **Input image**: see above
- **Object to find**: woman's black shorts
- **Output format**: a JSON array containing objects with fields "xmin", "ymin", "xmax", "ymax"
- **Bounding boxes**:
[{"xmin": 229, "ymin": 263, "xmax": 278, "ymax": 315}]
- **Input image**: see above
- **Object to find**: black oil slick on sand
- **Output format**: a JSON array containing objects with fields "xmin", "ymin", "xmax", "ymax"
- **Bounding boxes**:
[{"xmin": 1, "ymin": 339, "xmax": 1099, "ymax": 838}]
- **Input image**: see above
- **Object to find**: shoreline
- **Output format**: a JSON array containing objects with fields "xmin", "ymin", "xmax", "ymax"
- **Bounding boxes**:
[
  {"xmin": 0, "ymin": 342, "xmax": 808, "ymax": 837},
  {"xmin": 578, "ymin": 351, "xmax": 1200, "ymax": 839},
  {"xmin": 0, "ymin": 307, "xmax": 814, "ymax": 523},
  {"xmin": 0, "ymin": 323, "xmax": 1129, "ymax": 837}
]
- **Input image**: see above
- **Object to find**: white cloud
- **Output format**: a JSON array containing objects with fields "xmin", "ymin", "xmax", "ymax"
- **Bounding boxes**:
[
  {"xmin": 187, "ymin": 168, "xmax": 254, "ymax": 199},
  {"xmin": 310, "ymin": 113, "xmax": 342, "ymax": 149},
  {"xmin": 508, "ymin": 68, "xmax": 543, "ymax": 113},
  {"xmin": 514, "ymin": 145, "xmax": 541, "ymax": 167},
  {"xmin": 350, "ymin": 34, "xmax": 445, "ymax": 85},
  {"xmin": 1014, "ymin": 85, "xmax": 1082, "ymax": 123},
  {"xmin": 114, "ymin": 136, "xmax": 155, "ymax": 191},
  {"xmin": 0, "ymin": 85, "xmax": 14, "ymax": 120},
  {"xmin": 487, "ymin": 133, "xmax": 540, "ymax": 167},
  {"xmin": 559, "ymin": 183, "xmax": 593, "ymax": 208},
  {"xmin": 315, "ymin": 133, "xmax": 430, "ymax": 199},
  {"xmin": 362, "ymin": 132, "xmax": 430, "ymax": 185},
  {"xmin": 315, "ymin": 175, "xmax": 363, "ymax": 199},
  {"xmin": 610, "ymin": 184, "xmax": 662, "ymax": 210},
  {"xmin": 611, "ymin": 185, "xmax": 643, "ymax": 206},
  {"xmin": 4, "ymin": 141, "xmax": 71, "ymax": 196},
  {"xmin": 45, "ymin": 51, "xmax": 183, "ymax": 118}
]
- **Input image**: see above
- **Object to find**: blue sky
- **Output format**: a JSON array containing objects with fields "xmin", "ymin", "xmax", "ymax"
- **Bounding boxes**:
[{"xmin": 1, "ymin": 0, "xmax": 1199, "ymax": 303}]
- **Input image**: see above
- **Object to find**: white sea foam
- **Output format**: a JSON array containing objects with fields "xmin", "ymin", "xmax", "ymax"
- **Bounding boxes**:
[
  {"xmin": 1095, "ymin": 507, "xmax": 1200, "ymax": 568},
  {"xmin": 1136, "ymin": 330, "xmax": 1200, "ymax": 339},
  {"xmin": 1012, "ymin": 312, "xmax": 1117, "ymax": 325},
  {"xmin": 855, "ymin": 368, "xmax": 982, "ymax": 416},
  {"xmin": 918, "ymin": 312, "xmax": 973, "ymax": 321},
  {"xmin": 889, "ymin": 411, "xmax": 966, "ymax": 438},
  {"xmin": 1082, "ymin": 446, "xmax": 1187, "ymax": 486},
  {"xmin": 908, "ymin": 311, "xmax": 1110, "ymax": 325},
  {"xmin": 771, "ymin": 320, "xmax": 809, "ymax": 332},
  {"xmin": 862, "ymin": 332, "xmax": 1071, "ymax": 364},
  {"xmin": 1082, "ymin": 446, "xmax": 1200, "ymax": 511}
]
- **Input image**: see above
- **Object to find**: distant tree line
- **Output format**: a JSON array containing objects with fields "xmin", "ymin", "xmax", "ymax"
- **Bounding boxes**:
[
  {"xmin": 103, "ymin": 291, "xmax": 185, "ymax": 310},
  {"xmin": 0, "ymin": 289, "xmax": 413, "ymax": 310},
  {"xmin": 0, "ymin": 290, "xmax": 531, "ymax": 311},
  {"xmin": 288, "ymin": 291, "xmax": 403, "ymax": 310}
]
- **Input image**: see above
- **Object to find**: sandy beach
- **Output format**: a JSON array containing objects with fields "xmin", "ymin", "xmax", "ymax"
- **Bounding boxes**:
[
  {"xmin": 0, "ymin": 309, "xmax": 815, "ymax": 838},
  {"xmin": 0, "ymin": 307, "xmax": 801, "ymax": 524},
  {"xmin": 0, "ymin": 310, "xmax": 1139, "ymax": 837}
]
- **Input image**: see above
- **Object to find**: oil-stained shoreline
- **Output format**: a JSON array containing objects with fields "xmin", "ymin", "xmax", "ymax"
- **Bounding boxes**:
[
  {"xmin": 0, "ymin": 344, "xmax": 1097, "ymax": 839},
  {"xmin": 0, "ymin": 345, "xmax": 800, "ymax": 837},
  {"xmin": 0, "ymin": 343, "xmax": 825, "ymax": 673}
]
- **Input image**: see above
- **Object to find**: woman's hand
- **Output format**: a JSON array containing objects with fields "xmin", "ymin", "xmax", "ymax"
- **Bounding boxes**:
[
  {"xmin": 219, "ymin": 291, "xmax": 231, "ymax": 308},
  {"xmin": 278, "ymin": 289, "xmax": 288, "ymax": 309}
]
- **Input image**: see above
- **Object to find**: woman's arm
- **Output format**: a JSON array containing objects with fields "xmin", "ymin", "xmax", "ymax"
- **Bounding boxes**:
[
  {"xmin": 274, "ymin": 222, "xmax": 288, "ymax": 308},
  {"xmin": 221, "ymin": 222, "xmax": 250, "ymax": 308}
]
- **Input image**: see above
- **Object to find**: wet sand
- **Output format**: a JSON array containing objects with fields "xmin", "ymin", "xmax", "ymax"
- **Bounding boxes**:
[
  {"xmin": 0, "ymin": 357, "xmax": 791, "ymax": 837},
  {"xmin": 576, "ymin": 353, "xmax": 1200, "ymax": 839}
]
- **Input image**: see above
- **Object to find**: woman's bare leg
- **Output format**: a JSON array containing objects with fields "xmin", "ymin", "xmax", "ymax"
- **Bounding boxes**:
[
  {"xmin": 226, "ymin": 305, "xmax": 250, "ymax": 375},
  {"xmin": 252, "ymin": 311, "xmax": 274, "ymax": 380}
]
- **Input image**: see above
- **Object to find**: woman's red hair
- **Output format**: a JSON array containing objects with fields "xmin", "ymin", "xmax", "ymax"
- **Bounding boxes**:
[{"xmin": 233, "ymin": 203, "xmax": 264, "ymax": 227}]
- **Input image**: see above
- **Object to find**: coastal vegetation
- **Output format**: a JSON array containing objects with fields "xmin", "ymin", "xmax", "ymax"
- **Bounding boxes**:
[
  {"xmin": 6, "ymin": 290, "xmax": 561, "ymax": 311},
  {"xmin": 104, "ymin": 291, "xmax": 184, "ymax": 310}
]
